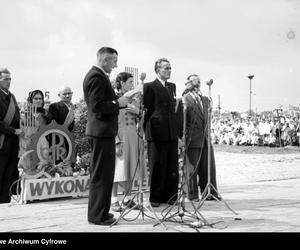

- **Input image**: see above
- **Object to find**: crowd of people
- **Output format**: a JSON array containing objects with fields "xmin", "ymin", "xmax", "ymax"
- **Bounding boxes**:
[{"xmin": 211, "ymin": 116, "xmax": 300, "ymax": 147}]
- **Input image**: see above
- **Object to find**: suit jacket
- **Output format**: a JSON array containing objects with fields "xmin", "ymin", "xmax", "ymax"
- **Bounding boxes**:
[
  {"xmin": 83, "ymin": 66, "xmax": 119, "ymax": 138},
  {"xmin": 143, "ymin": 79, "xmax": 177, "ymax": 141},
  {"xmin": 48, "ymin": 101, "xmax": 74, "ymax": 131},
  {"xmin": 0, "ymin": 91, "xmax": 20, "ymax": 135},
  {"xmin": 176, "ymin": 91, "xmax": 210, "ymax": 148}
]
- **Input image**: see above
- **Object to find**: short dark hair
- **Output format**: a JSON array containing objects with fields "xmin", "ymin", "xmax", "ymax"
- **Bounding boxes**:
[
  {"xmin": 115, "ymin": 72, "xmax": 133, "ymax": 91},
  {"xmin": 154, "ymin": 58, "xmax": 170, "ymax": 73},
  {"xmin": 0, "ymin": 68, "xmax": 10, "ymax": 77},
  {"xmin": 97, "ymin": 47, "xmax": 118, "ymax": 57}
]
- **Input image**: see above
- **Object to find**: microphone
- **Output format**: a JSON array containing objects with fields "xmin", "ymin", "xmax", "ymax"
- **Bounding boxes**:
[
  {"xmin": 206, "ymin": 79, "xmax": 213, "ymax": 86},
  {"xmin": 139, "ymin": 72, "xmax": 146, "ymax": 84},
  {"xmin": 182, "ymin": 94, "xmax": 187, "ymax": 111},
  {"xmin": 178, "ymin": 196, "xmax": 185, "ymax": 217}
]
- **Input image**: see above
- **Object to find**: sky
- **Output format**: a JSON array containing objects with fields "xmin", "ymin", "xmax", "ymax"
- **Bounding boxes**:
[{"xmin": 0, "ymin": 0, "xmax": 299, "ymax": 113}]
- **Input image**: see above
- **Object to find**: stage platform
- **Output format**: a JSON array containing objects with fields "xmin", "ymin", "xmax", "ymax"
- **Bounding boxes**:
[{"xmin": 1, "ymin": 178, "xmax": 300, "ymax": 233}]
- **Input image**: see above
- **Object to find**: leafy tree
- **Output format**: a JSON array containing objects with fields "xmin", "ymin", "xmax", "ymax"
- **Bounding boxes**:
[{"xmin": 73, "ymin": 99, "xmax": 90, "ymax": 157}]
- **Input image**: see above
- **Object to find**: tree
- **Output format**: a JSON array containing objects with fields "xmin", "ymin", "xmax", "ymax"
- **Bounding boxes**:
[{"xmin": 73, "ymin": 99, "xmax": 90, "ymax": 157}]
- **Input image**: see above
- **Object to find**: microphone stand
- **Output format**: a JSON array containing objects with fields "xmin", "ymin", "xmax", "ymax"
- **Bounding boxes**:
[
  {"xmin": 196, "ymin": 80, "xmax": 238, "ymax": 217},
  {"xmin": 111, "ymin": 88, "xmax": 165, "ymax": 229},
  {"xmin": 155, "ymin": 94, "xmax": 208, "ymax": 229}
]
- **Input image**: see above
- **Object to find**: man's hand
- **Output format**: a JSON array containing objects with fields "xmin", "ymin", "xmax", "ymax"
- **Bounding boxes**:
[
  {"xmin": 14, "ymin": 129, "xmax": 24, "ymax": 136},
  {"xmin": 178, "ymin": 138, "xmax": 185, "ymax": 149}
]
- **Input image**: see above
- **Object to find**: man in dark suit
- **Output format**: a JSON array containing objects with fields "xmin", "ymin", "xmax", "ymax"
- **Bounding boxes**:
[
  {"xmin": 0, "ymin": 68, "xmax": 22, "ymax": 203},
  {"xmin": 83, "ymin": 47, "xmax": 129, "ymax": 225},
  {"xmin": 48, "ymin": 86, "xmax": 75, "ymax": 132},
  {"xmin": 143, "ymin": 58, "xmax": 179, "ymax": 207},
  {"xmin": 47, "ymin": 86, "xmax": 75, "ymax": 164},
  {"xmin": 177, "ymin": 74, "xmax": 220, "ymax": 201}
]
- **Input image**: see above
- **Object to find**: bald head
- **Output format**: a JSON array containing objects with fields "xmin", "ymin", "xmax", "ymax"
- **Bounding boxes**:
[{"xmin": 58, "ymin": 86, "xmax": 73, "ymax": 104}]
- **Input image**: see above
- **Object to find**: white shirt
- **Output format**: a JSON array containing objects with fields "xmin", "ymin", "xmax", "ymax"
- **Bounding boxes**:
[
  {"xmin": 94, "ymin": 65, "xmax": 109, "ymax": 77},
  {"xmin": 190, "ymin": 90, "xmax": 203, "ymax": 110},
  {"xmin": 157, "ymin": 76, "xmax": 166, "ymax": 87}
]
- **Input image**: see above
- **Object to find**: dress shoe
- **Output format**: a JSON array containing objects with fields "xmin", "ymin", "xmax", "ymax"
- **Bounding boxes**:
[
  {"xmin": 122, "ymin": 200, "xmax": 142, "ymax": 210},
  {"xmin": 150, "ymin": 202, "xmax": 160, "ymax": 207},
  {"xmin": 111, "ymin": 201, "xmax": 123, "ymax": 212},
  {"xmin": 188, "ymin": 195, "xmax": 200, "ymax": 202},
  {"xmin": 107, "ymin": 213, "xmax": 114, "ymax": 219},
  {"xmin": 88, "ymin": 217, "xmax": 117, "ymax": 226},
  {"xmin": 122, "ymin": 199, "xmax": 136, "ymax": 208}
]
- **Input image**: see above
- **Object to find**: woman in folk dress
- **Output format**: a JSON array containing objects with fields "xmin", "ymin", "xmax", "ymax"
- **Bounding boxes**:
[{"xmin": 18, "ymin": 90, "xmax": 51, "ymax": 174}]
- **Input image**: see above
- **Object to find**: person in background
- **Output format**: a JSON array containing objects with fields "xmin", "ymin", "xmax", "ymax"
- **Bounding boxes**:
[
  {"xmin": 0, "ymin": 68, "xmax": 22, "ymax": 203},
  {"xmin": 47, "ymin": 86, "xmax": 76, "ymax": 164},
  {"xmin": 18, "ymin": 90, "xmax": 51, "ymax": 173},
  {"xmin": 48, "ymin": 86, "xmax": 75, "ymax": 132}
]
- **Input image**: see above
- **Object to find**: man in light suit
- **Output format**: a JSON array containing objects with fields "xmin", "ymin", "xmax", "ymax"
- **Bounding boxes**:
[
  {"xmin": 143, "ymin": 58, "xmax": 179, "ymax": 207},
  {"xmin": 83, "ymin": 47, "xmax": 129, "ymax": 225},
  {"xmin": 177, "ymin": 74, "xmax": 220, "ymax": 201}
]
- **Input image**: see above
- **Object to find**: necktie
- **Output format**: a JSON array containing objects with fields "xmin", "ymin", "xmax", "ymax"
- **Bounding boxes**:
[
  {"xmin": 197, "ymin": 95, "xmax": 203, "ymax": 110},
  {"xmin": 164, "ymin": 82, "xmax": 171, "ymax": 96},
  {"xmin": 193, "ymin": 92, "xmax": 203, "ymax": 112}
]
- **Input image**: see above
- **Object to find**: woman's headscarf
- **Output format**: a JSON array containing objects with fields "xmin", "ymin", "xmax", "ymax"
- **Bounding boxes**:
[{"xmin": 27, "ymin": 89, "xmax": 45, "ymax": 112}]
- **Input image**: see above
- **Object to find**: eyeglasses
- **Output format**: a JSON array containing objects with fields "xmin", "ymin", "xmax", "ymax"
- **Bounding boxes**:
[
  {"xmin": 62, "ymin": 92, "xmax": 73, "ymax": 96},
  {"xmin": 162, "ymin": 67, "xmax": 172, "ymax": 70}
]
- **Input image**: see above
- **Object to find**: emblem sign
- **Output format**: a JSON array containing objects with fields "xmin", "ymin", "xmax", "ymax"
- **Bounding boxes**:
[
  {"xmin": 28, "ymin": 121, "xmax": 76, "ymax": 168},
  {"xmin": 19, "ymin": 121, "xmax": 79, "ymax": 203}
]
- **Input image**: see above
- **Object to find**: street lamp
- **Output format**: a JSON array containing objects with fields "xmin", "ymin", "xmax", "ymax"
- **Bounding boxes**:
[
  {"xmin": 252, "ymin": 92, "xmax": 257, "ymax": 116},
  {"xmin": 248, "ymin": 74, "xmax": 254, "ymax": 116}
]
